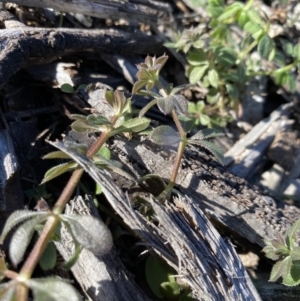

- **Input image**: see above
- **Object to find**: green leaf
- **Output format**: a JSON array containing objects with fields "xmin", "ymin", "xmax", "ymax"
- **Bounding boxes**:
[
  {"xmin": 96, "ymin": 146, "xmax": 111, "ymax": 160},
  {"xmin": 191, "ymin": 128, "xmax": 224, "ymax": 140},
  {"xmin": 238, "ymin": 10, "xmax": 249, "ymax": 27},
  {"xmin": 188, "ymin": 139, "xmax": 224, "ymax": 164},
  {"xmin": 281, "ymin": 39, "xmax": 294, "ymax": 56},
  {"xmin": 208, "ymin": 69, "xmax": 219, "ymax": 88},
  {"xmin": 61, "ymin": 214, "xmax": 113, "ymax": 256},
  {"xmin": 157, "ymin": 96, "xmax": 174, "ymax": 115},
  {"xmin": 216, "ymin": 47, "xmax": 237, "ymax": 67},
  {"xmin": 71, "ymin": 120, "xmax": 101, "ymax": 133},
  {"xmin": 160, "ymin": 281, "xmax": 181, "ymax": 299},
  {"xmin": 10, "ymin": 215, "xmax": 48, "ymax": 265},
  {"xmin": 105, "ymin": 90, "xmax": 115, "ymax": 107},
  {"xmin": 178, "ymin": 116, "xmax": 194, "ymax": 133},
  {"xmin": 39, "ymin": 242, "xmax": 57, "ymax": 271},
  {"xmin": 243, "ymin": 21, "xmax": 262, "ymax": 35},
  {"xmin": 199, "ymin": 114, "xmax": 210, "ymax": 126},
  {"xmin": 110, "ymin": 117, "xmax": 150, "ymax": 135},
  {"xmin": 87, "ymin": 114, "xmax": 111, "ymax": 126},
  {"xmin": 283, "ymin": 263, "xmax": 300, "ymax": 286},
  {"xmin": 290, "ymin": 247, "xmax": 300, "ymax": 261},
  {"xmin": 69, "ymin": 114, "xmax": 87, "ymax": 121},
  {"xmin": 287, "ymin": 220, "xmax": 300, "ymax": 240},
  {"xmin": 218, "ymin": 2, "xmax": 243, "ymax": 23},
  {"xmin": 247, "ymin": 9, "xmax": 263, "ymax": 27},
  {"xmin": 189, "ymin": 65, "xmax": 209, "ymax": 84},
  {"xmin": 258, "ymin": 35, "xmax": 274, "ymax": 60},
  {"xmin": 60, "ymin": 84, "xmax": 75, "ymax": 94},
  {"xmin": 61, "ymin": 245, "xmax": 83, "ymax": 270},
  {"xmin": 145, "ymin": 254, "xmax": 176, "ymax": 298},
  {"xmin": 0, "ymin": 283, "xmax": 15, "ymax": 301},
  {"xmin": 28, "ymin": 277, "xmax": 81, "ymax": 301},
  {"xmin": 43, "ymin": 151, "xmax": 73, "ymax": 160},
  {"xmin": 286, "ymin": 74, "xmax": 296, "ymax": 93},
  {"xmin": 187, "ymin": 50, "xmax": 207, "ymax": 66},
  {"xmin": 226, "ymin": 84, "xmax": 239, "ymax": 100},
  {"xmin": 270, "ymin": 257, "xmax": 291, "ymax": 282},
  {"xmin": 150, "ymin": 126, "xmax": 181, "ymax": 146},
  {"xmin": 206, "ymin": 88, "xmax": 220, "ymax": 104},
  {"xmin": 41, "ymin": 162, "xmax": 78, "ymax": 184},
  {"xmin": 0, "ymin": 210, "xmax": 48, "ymax": 244}
]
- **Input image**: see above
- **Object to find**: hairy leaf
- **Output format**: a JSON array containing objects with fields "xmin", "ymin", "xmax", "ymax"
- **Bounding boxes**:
[
  {"xmin": 258, "ymin": 35, "xmax": 274, "ymax": 60},
  {"xmin": 150, "ymin": 126, "xmax": 181, "ymax": 146},
  {"xmin": 178, "ymin": 116, "xmax": 194, "ymax": 133},
  {"xmin": 69, "ymin": 114, "xmax": 87, "ymax": 121},
  {"xmin": 71, "ymin": 120, "xmax": 100, "ymax": 133},
  {"xmin": 87, "ymin": 114, "xmax": 111, "ymax": 126},
  {"xmin": 188, "ymin": 139, "xmax": 224, "ymax": 165},
  {"xmin": 174, "ymin": 95, "xmax": 188, "ymax": 115},
  {"xmin": 43, "ymin": 151, "xmax": 72, "ymax": 160},
  {"xmin": 157, "ymin": 96, "xmax": 174, "ymax": 115},
  {"xmin": 132, "ymin": 80, "xmax": 148, "ymax": 94},
  {"xmin": 42, "ymin": 162, "xmax": 78, "ymax": 184},
  {"xmin": 110, "ymin": 117, "xmax": 150, "ymax": 135},
  {"xmin": 270, "ymin": 257, "xmax": 290, "ymax": 282},
  {"xmin": 191, "ymin": 128, "xmax": 224, "ymax": 140},
  {"xmin": 290, "ymin": 247, "xmax": 300, "ymax": 261},
  {"xmin": 283, "ymin": 264, "xmax": 300, "ymax": 286},
  {"xmin": 10, "ymin": 215, "xmax": 48, "ymax": 265},
  {"xmin": 0, "ymin": 210, "xmax": 48, "ymax": 244},
  {"xmin": 62, "ymin": 215, "xmax": 113, "ymax": 256},
  {"xmin": 28, "ymin": 277, "xmax": 81, "ymax": 301},
  {"xmin": 287, "ymin": 220, "xmax": 300, "ymax": 240},
  {"xmin": 187, "ymin": 50, "xmax": 207, "ymax": 66}
]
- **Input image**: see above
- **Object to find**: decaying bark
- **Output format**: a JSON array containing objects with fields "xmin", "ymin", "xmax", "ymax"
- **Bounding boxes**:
[
  {"xmin": 0, "ymin": 9, "xmax": 164, "ymax": 89},
  {"xmin": 55, "ymin": 196, "xmax": 153, "ymax": 301},
  {"xmin": 0, "ymin": 129, "xmax": 23, "ymax": 232},
  {"xmin": 5, "ymin": 0, "xmax": 171, "ymax": 24},
  {"xmin": 49, "ymin": 140, "xmax": 262, "ymax": 301}
]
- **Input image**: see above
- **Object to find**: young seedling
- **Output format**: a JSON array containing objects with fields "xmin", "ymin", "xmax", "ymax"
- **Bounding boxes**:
[{"xmin": 133, "ymin": 55, "xmax": 224, "ymax": 200}]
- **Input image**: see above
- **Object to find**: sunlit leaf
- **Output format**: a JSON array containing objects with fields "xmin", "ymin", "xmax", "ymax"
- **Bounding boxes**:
[
  {"xmin": 96, "ymin": 146, "xmax": 111, "ymax": 160},
  {"xmin": 150, "ymin": 126, "xmax": 181, "ymax": 146},
  {"xmin": 61, "ymin": 215, "xmax": 113, "ymax": 256},
  {"xmin": 43, "ymin": 151, "xmax": 72, "ymax": 160},
  {"xmin": 199, "ymin": 114, "xmax": 210, "ymax": 126},
  {"xmin": 110, "ymin": 117, "xmax": 150, "ymax": 135},
  {"xmin": 10, "ymin": 215, "xmax": 49, "ymax": 265},
  {"xmin": 286, "ymin": 220, "xmax": 300, "ymax": 240},
  {"xmin": 28, "ymin": 277, "xmax": 81, "ymax": 301},
  {"xmin": 283, "ymin": 264, "xmax": 300, "ymax": 286},
  {"xmin": 270, "ymin": 258, "xmax": 286, "ymax": 282},
  {"xmin": 290, "ymin": 247, "xmax": 300, "ymax": 261},
  {"xmin": 218, "ymin": 2, "xmax": 243, "ymax": 23},
  {"xmin": 188, "ymin": 139, "xmax": 224, "ymax": 164},
  {"xmin": 145, "ymin": 254, "xmax": 176, "ymax": 298},
  {"xmin": 39, "ymin": 242, "xmax": 57, "ymax": 271},
  {"xmin": 208, "ymin": 69, "xmax": 219, "ymax": 88},
  {"xmin": 42, "ymin": 162, "xmax": 78, "ymax": 184},
  {"xmin": 161, "ymin": 281, "xmax": 181, "ymax": 299},
  {"xmin": 0, "ymin": 210, "xmax": 48, "ymax": 244},
  {"xmin": 206, "ymin": 88, "xmax": 220, "ymax": 104},
  {"xmin": 189, "ymin": 65, "xmax": 209, "ymax": 84}
]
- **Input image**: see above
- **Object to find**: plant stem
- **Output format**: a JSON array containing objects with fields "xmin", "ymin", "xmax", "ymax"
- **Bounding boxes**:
[
  {"xmin": 155, "ymin": 80, "xmax": 187, "ymax": 200},
  {"xmin": 245, "ymin": 0, "xmax": 255, "ymax": 10},
  {"xmin": 16, "ymin": 115, "xmax": 119, "ymax": 301}
]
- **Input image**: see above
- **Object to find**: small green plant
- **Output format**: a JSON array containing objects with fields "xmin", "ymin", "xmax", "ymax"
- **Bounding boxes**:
[
  {"xmin": 263, "ymin": 220, "xmax": 300, "ymax": 286},
  {"xmin": 0, "ymin": 55, "xmax": 224, "ymax": 300},
  {"xmin": 167, "ymin": 0, "xmax": 300, "ymax": 127},
  {"xmin": 133, "ymin": 55, "xmax": 224, "ymax": 200}
]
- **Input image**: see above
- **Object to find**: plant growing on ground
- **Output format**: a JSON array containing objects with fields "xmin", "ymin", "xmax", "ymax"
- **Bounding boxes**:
[
  {"xmin": 0, "ymin": 55, "xmax": 224, "ymax": 300},
  {"xmin": 167, "ymin": 0, "xmax": 300, "ymax": 127},
  {"xmin": 263, "ymin": 220, "xmax": 300, "ymax": 286}
]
